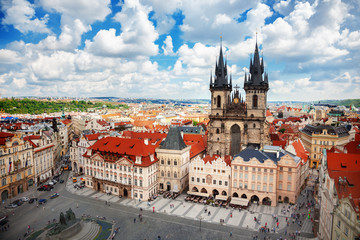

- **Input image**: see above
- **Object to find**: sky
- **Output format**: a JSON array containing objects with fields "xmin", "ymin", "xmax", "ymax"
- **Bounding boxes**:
[{"xmin": 0, "ymin": 0, "xmax": 359, "ymax": 101}]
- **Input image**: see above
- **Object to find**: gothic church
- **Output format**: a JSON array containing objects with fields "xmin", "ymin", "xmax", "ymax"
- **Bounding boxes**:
[{"xmin": 208, "ymin": 41, "xmax": 271, "ymax": 157}]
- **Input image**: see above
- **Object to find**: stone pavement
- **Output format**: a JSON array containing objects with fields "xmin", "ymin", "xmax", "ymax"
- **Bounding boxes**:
[{"xmin": 67, "ymin": 174, "xmax": 315, "ymax": 238}]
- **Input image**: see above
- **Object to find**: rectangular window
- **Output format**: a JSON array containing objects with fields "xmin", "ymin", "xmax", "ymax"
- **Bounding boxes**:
[
  {"xmin": 128, "ymin": 166, "xmax": 131, "ymax": 172},
  {"xmin": 287, "ymin": 184, "xmax": 291, "ymax": 191},
  {"xmin": 269, "ymin": 176, "xmax": 273, "ymax": 182},
  {"xmin": 245, "ymin": 173, "xmax": 248, "ymax": 180},
  {"xmin": 270, "ymin": 169, "xmax": 273, "ymax": 173},
  {"xmin": 139, "ymin": 168, "xmax": 142, "ymax": 174},
  {"xmin": 263, "ymin": 175, "xmax": 267, "ymax": 181},
  {"xmin": 269, "ymin": 185, "xmax": 273, "ymax": 192},
  {"xmin": 239, "ymin": 182, "xmax": 243, "ymax": 188},
  {"xmin": 288, "ymin": 168, "xmax": 292, "ymax": 172},
  {"xmin": 252, "ymin": 167, "xmax": 256, "ymax": 172},
  {"xmin": 213, "ymin": 180, "xmax": 216, "ymax": 185},
  {"xmin": 225, "ymin": 181, "xmax": 228, "ymax": 186},
  {"xmin": 288, "ymin": 174, "xmax": 292, "ymax": 181},
  {"xmin": 219, "ymin": 180, "xmax": 222, "ymax": 185},
  {"xmin": 251, "ymin": 183, "xmax": 255, "ymax": 190},
  {"xmin": 197, "ymin": 178, "xmax": 200, "ymax": 182},
  {"xmin": 263, "ymin": 185, "xmax": 267, "ymax": 192},
  {"xmin": 258, "ymin": 168, "xmax": 261, "ymax": 172},
  {"xmin": 234, "ymin": 166, "xmax": 237, "ymax": 169},
  {"xmin": 257, "ymin": 185, "xmax": 260, "ymax": 191},
  {"xmin": 191, "ymin": 177, "xmax": 194, "ymax": 182},
  {"xmin": 233, "ymin": 181, "xmax": 237, "ymax": 188},
  {"xmin": 134, "ymin": 167, "xmax": 137, "ymax": 173},
  {"xmin": 264, "ymin": 169, "xmax": 267, "ymax": 173},
  {"xmin": 140, "ymin": 180, "xmax": 143, "ymax": 187},
  {"xmin": 245, "ymin": 167, "xmax": 248, "ymax": 170},
  {"xmin": 279, "ymin": 173, "xmax": 283, "ymax": 180},
  {"xmin": 135, "ymin": 179, "xmax": 138, "ymax": 186},
  {"xmin": 244, "ymin": 183, "xmax": 247, "ymax": 189},
  {"xmin": 252, "ymin": 174, "xmax": 255, "ymax": 181},
  {"xmin": 240, "ymin": 166, "xmax": 243, "ymax": 170},
  {"xmin": 234, "ymin": 172, "xmax": 237, "ymax": 178},
  {"xmin": 279, "ymin": 184, "xmax": 282, "ymax": 189},
  {"xmin": 240, "ymin": 173, "xmax": 243, "ymax": 179},
  {"xmin": 257, "ymin": 175, "xmax": 261, "ymax": 181},
  {"xmin": 202, "ymin": 178, "xmax": 205, "ymax": 183}
]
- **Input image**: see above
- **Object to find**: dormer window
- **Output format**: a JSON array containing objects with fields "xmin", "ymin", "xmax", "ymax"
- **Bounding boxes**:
[
  {"xmin": 150, "ymin": 154, "xmax": 155, "ymax": 162},
  {"xmin": 136, "ymin": 156, "xmax": 142, "ymax": 164}
]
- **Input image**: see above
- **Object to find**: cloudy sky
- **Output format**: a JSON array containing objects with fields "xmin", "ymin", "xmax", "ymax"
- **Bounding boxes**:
[{"xmin": 0, "ymin": 0, "xmax": 359, "ymax": 101}]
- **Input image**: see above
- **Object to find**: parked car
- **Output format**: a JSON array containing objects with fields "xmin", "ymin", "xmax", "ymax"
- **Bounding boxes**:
[
  {"xmin": 21, "ymin": 197, "xmax": 30, "ymax": 202},
  {"xmin": 50, "ymin": 193, "xmax": 59, "ymax": 199},
  {"xmin": 48, "ymin": 181, "xmax": 54, "ymax": 186},
  {"xmin": 5, "ymin": 203, "xmax": 18, "ymax": 209},
  {"xmin": 12, "ymin": 199, "xmax": 23, "ymax": 206},
  {"xmin": 39, "ymin": 199, "xmax": 47, "ymax": 204},
  {"xmin": 29, "ymin": 198, "xmax": 38, "ymax": 204},
  {"xmin": 0, "ymin": 215, "xmax": 7, "ymax": 222},
  {"xmin": 59, "ymin": 180, "xmax": 64, "ymax": 184},
  {"xmin": 0, "ymin": 219, "xmax": 8, "ymax": 226}
]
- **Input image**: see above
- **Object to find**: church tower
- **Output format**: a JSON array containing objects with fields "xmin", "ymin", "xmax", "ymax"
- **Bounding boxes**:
[{"xmin": 208, "ymin": 40, "xmax": 270, "ymax": 157}]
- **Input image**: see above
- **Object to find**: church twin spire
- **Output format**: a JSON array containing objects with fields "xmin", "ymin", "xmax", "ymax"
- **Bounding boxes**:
[{"xmin": 210, "ymin": 38, "xmax": 231, "ymax": 90}]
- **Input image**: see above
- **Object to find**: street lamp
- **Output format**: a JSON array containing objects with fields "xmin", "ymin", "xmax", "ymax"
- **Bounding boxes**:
[{"xmin": 198, "ymin": 215, "xmax": 204, "ymax": 232}]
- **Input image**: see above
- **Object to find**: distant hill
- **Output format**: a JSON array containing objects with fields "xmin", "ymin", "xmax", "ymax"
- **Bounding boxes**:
[
  {"xmin": 316, "ymin": 99, "xmax": 360, "ymax": 108},
  {"xmin": 0, "ymin": 98, "xmax": 128, "ymax": 114}
]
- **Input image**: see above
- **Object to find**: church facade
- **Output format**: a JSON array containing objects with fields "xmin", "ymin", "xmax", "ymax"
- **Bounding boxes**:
[{"xmin": 208, "ymin": 42, "xmax": 271, "ymax": 157}]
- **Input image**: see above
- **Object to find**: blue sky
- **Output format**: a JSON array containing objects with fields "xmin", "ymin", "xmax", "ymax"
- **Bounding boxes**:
[{"xmin": 0, "ymin": 0, "xmax": 359, "ymax": 101}]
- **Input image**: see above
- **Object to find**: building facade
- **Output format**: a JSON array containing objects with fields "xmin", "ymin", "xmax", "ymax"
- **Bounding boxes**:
[
  {"xmin": 156, "ymin": 127, "xmax": 191, "ymax": 193},
  {"xmin": 300, "ymin": 124, "xmax": 350, "ymax": 168},
  {"xmin": 208, "ymin": 42, "xmax": 270, "ymax": 157},
  {"xmin": 189, "ymin": 154, "xmax": 231, "ymax": 199},
  {"xmin": 0, "ymin": 132, "xmax": 34, "ymax": 202},
  {"xmin": 83, "ymin": 137, "xmax": 159, "ymax": 200},
  {"xmin": 231, "ymin": 146, "xmax": 302, "ymax": 206}
]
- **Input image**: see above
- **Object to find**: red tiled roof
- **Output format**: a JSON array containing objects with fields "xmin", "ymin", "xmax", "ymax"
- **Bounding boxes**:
[
  {"xmin": 344, "ymin": 141, "xmax": 360, "ymax": 154},
  {"xmin": 121, "ymin": 131, "xmax": 166, "ymax": 146},
  {"xmin": 273, "ymin": 140, "xmax": 286, "ymax": 148},
  {"xmin": 88, "ymin": 137, "xmax": 158, "ymax": 167},
  {"xmin": 266, "ymin": 110, "xmax": 272, "ymax": 117},
  {"xmin": 292, "ymin": 139, "xmax": 309, "ymax": 163},
  {"xmin": 97, "ymin": 119, "xmax": 109, "ymax": 126},
  {"xmin": 327, "ymin": 152, "xmax": 360, "ymax": 215},
  {"xmin": 0, "ymin": 132, "xmax": 14, "ymax": 138},
  {"xmin": 203, "ymin": 154, "xmax": 231, "ymax": 167},
  {"xmin": 61, "ymin": 119, "xmax": 72, "ymax": 125},
  {"xmin": 85, "ymin": 133, "xmax": 101, "ymax": 141}
]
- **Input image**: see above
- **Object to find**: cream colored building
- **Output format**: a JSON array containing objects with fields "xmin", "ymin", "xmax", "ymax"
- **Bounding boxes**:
[
  {"xmin": 231, "ymin": 146, "xmax": 302, "ymax": 206},
  {"xmin": 25, "ymin": 134, "xmax": 54, "ymax": 184},
  {"xmin": 83, "ymin": 137, "xmax": 159, "ymax": 200},
  {"xmin": 0, "ymin": 132, "xmax": 34, "ymax": 202},
  {"xmin": 189, "ymin": 154, "xmax": 231, "ymax": 200},
  {"xmin": 300, "ymin": 124, "xmax": 350, "ymax": 169},
  {"xmin": 156, "ymin": 127, "xmax": 191, "ymax": 193}
]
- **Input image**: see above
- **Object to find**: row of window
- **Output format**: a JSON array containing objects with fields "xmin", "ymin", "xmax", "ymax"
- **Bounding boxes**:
[
  {"xmin": 1, "ymin": 169, "xmax": 31, "ymax": 186},
  {"xmin": 233, "ymin": 181, "xmax": 274, "ymax": 192},
  {"xmin": 160, "ymin": 159, "xmax": 178, "ymax": 165},
  {"xmin": 191, "ymin": 177, "xmax": 228, "ymax": 186},
  {"xmin": 233, "ymin": 166, "xmax": 275, "ymax": 173},
  {"xmin": 161, "ymin": 171, "xmax": 178, "ymax": 178},
  {"xmin": 233, "ymin": 173, "xmax": 275, "ymax": 183}
]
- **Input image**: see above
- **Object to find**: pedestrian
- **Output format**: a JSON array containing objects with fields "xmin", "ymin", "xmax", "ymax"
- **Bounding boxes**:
[
  {"xmin": 134, "ymin": 218, "xmax": 136, "ymax": 223},
  {"xmin": 230, "ymin": 231, "xmax": 232, "ymax": 237}
]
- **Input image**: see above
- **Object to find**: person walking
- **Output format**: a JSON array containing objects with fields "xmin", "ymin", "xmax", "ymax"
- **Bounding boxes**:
[{"xmin": 134, "ymin": 218, "xmax": 136, "ymax": 223}]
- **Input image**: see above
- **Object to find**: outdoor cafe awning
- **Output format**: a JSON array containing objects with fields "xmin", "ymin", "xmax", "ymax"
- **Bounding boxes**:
[
  {"xmin": 215, "ymin": 195, "xmax": 229, "ymax": 201},
  {"xmin": 230, "ymin": 197, "xmax": 249, "ymax": 206},
  {"xmin": 187, "ymin": 191, "xmax": 209, "ymax": 198}
]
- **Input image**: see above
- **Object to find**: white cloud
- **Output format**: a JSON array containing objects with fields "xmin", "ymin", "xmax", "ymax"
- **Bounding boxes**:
[
  {"xmin": 86, "ymin": 0, "xmax": 158, "ymax": 58},
  {"xmin": 273, "ymin": 0, "xmax": 293, "ymax": 16},
  {"xmin": 39, "ymin": 0, "xmax": 111, "ymax": 25},
  {"xmin": 1, "ymin": 0, "xmax": 50, "ymax": 34},
  {"xmin": 213, "ymin": 14, "xmax": 232, "ymax": 27},
  {"xmin": 0, "ymin": 49, "xmax": 22, "ymax": 64},
  {"xmin": 162, "ymin": 36, "xmax": 175, "ymax": 56}
]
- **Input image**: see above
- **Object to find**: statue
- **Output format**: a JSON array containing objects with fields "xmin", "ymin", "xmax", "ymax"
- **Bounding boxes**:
[
  {"xmin": 65, "ymin": 208, "xmax": 76, "ymax": 222},
  {"xmin": 59, "ymin": 212, "xmax": 66, "ymax": 225}
]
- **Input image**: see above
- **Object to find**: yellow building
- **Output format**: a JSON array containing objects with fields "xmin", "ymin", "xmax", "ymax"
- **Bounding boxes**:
[
  {"xmin": 0, "ymin": 132, "xmax": 34, "ymax": 202},
  {"xmin": 300, "ymin": 124, "xmax": 350, "ymax": 169}
]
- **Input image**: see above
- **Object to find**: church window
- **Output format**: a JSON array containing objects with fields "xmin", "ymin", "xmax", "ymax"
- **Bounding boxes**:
[
  {"xmin": 216, "ymin": 129, "xmax": 220, "ymax": 134},
  {"xmin": 214, "ymin": 98, "xmax": 216, "ymax": 105},
  {"xmin": 217, "ymin": 96, "xmax": 221, "ymax": 108},
  {"xmin": 253, "ymin": 123, "xmax": 256, "ymax": 128},
  {"xmin": 253, "ymin": 95, "xmax": 258, "ymax": 108}
]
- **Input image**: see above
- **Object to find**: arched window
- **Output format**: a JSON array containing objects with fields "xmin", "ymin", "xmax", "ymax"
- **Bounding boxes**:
[
  {"xmin": 253, "ymin": 95, "xmax": 258, "ymax": 108},
  {"xmin": 216, "ymin": 129, "xmax": 220, "ymax": 134},
  {"xmin": 167, "ymin": 171, "xmax": 170, "ymax": 177},
  {"xmin": 253, "ymin": 123, "xmax": 256, "ymax": 128},
  {"xmin": 161, "ymin": 171, "xmax": 164, "ymax": 177},
  {"xmin": 217, "ymin": 95, "xmax": 221, "ymax": 108}
]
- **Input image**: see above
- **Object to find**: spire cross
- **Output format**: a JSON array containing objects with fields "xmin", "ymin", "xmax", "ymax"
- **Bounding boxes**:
[{"xmin": 234, "ymin": 85, "xmax": 240, "ymax": 91}]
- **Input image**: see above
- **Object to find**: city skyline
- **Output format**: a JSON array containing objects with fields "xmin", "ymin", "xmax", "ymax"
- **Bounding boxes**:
[{"xmin": 0, "ymin": 0, "xmax": 359, "ymax": 101}]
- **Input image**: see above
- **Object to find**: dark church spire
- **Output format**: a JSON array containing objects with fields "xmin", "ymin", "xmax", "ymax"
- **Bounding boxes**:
[
  {"xmin": 210, "ymin": 36, "xmax": 231, "ymax": 90},
  {"xmin": 244, "ymin": 38, "xmax": 269, "ymax": 90}
]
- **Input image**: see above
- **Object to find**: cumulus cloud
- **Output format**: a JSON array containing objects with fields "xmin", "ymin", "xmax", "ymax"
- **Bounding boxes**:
[
  {"xmin": 162, "ymin": 36, "xmax": 175, "ymax": 56},
  {"xmin": 1, "ymin": 0, "xmax": 50, "ymax": 33},
  {"xmin": 85, "ymin": 0, "xmax": 159, "ymax": 57},
  {"xmin": 0, "ymin": 49, "xmax": 22, "ymax": 64}
]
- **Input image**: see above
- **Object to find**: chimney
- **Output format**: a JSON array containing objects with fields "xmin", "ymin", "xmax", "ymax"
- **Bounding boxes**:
[
  {"xmin": 276, "ymin": 151, "xmax": 279, "ymax": 159},
  {"xmin": 180, "ymin": 131, "xmax": 184, "ymax": 139}
]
